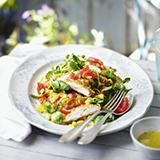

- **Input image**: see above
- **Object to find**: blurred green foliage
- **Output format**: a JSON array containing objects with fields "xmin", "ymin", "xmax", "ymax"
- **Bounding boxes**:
[
  {"xmin": 4, "ymin": 4, "xmax": 105, "ymax": 55},
  {"xmin": 21, "ymin": 4, "xmax": 105, "ymax": 47}
]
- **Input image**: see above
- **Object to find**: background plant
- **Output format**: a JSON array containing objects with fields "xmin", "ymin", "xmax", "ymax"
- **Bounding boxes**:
[
  {"xmin": 4, "ymin": 3, "xmax": 105, "ymax": 55},
  {"xmin": 21, "ymin": 4, "xmax": 105, "ymax": 47}
]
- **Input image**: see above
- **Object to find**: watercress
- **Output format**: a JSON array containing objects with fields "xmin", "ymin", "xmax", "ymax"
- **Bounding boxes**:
[
  {"xmin": 48, "ymin": 53, "xmax": 86, "ymax": 75},
  {"xmin": 51, "ymin": 80, "xmax": 70, "ymax": 93},
  {"xmin": 102, "ymin": 66, "xmax": 117, "ymax": 80}
]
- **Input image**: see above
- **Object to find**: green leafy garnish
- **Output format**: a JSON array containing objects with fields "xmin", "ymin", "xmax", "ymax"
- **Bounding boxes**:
[
  {"xmin": 48, "ymin": 53, "xmax": 85, "ymax": 74},
  {"xmin": 45, "ymin": 71, "xmax": 55, "ymax": 81},
  {"xmin": 122, "ymin": 77, "xmax": 131, "ymax": 84},
  {"xmin": 51, "ymin": 64, "xmax": 62, "ymax": 74},
  {"xmin": 66, "ymin": 53, "xmax": 85, "ymax": 71},
  {"xmin": 113, "ymin": 77, "xmax": 131, "ymax": 91},
  {"xmin": 30, "ymin": 88, "xmax": 45, "ymax": 98},
  {"xmin": 51, "ymin": 80, "xmax": 70, "ymax": 93},
  {"xmin": 102, "ymin": 66, "xmax": 117, "ymax": 80},
  {"xmin": 43, "ymin": 100, "xmax": 58, "ymax": 114},
  {"xmin": 101, "ymin": 86, "xmax": 112, "ymax": 93},
  {"xmin": 69, "ymin": 61, "xmax": 79, "ymax": 71},
  {"xmin": 100, "ymin": 77, "xmax": 131, "ymax": 107}
]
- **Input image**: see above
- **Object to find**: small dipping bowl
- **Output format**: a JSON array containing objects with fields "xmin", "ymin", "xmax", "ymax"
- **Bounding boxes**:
[{"xmin": 130, "ymin": 116, "xmax": 160, "ymax": 159}]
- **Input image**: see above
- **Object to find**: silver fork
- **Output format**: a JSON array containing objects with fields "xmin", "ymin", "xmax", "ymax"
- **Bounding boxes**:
[{"xmin": 59, "ymin": 89, "xmax": 129, "ymax": 144}]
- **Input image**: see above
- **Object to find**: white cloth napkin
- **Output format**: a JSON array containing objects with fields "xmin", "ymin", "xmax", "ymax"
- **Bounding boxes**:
[{"xmin": 0, "ymin": 44, "xmax": 47, "ymax": 141}]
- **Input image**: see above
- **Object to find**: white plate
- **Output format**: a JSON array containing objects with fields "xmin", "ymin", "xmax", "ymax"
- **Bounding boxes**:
[{"xmin": 9, "ymin": 44, "xmax": 154, "ymax": 136}]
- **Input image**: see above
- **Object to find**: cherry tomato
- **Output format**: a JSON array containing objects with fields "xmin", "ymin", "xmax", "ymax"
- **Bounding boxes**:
[
  {"xmin": 114, "ymin": 97, "xmax": 129, "ymax": 114},
  {"xmin": 67, "ymin": 94, "xmax": 77, "ymax": 99},
  {"xmin": 61, "ymin": 107, "xmax": 72, "ymax": 115}
]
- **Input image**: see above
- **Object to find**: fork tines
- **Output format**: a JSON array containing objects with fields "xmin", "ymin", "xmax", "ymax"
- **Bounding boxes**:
[{"xmin": 103, "ymin": 89, "xmax": 129, "ymax": 112}]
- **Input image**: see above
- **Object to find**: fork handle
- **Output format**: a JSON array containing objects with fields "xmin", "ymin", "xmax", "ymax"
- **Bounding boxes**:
[
  {"xmin": 59, "ymin": 110, "xmax": 105, "ymax": 143},
  {"xmin": 78, "ymin": 112, "xmax": 111, "ymax": 145}
]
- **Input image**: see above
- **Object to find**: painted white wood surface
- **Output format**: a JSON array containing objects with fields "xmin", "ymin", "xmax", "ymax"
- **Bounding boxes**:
[{"xmin": 0, "ymin": 58, "xmax": 159, "ymax": 160}]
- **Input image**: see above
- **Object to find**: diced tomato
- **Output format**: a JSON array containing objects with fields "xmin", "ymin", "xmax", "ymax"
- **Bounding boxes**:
[
  {"xmin": 37, "ymin": 82, "xmax": 46, "ymax": 94},
  {"xmin": 99, "ymin": 86, "xmax": 109, "ymax": 95},
  {"xmin": 38, "ymin": 96, "xmax": 48, "ymax": 104},
  {"xmin": 68, "ymin": 72, "xmax": 78, "ymax": 80},
  {"xmin": 87, "ymin": 57, "xmax": 103, "ymax": 64},
  {"xmin": 95, "ymin": 63, "xmax": 101, "ymax": 68},
  {"xmin": 114, "ymin": 97, "xmax": 129, "ymax": 114},
  {"xmin": 67, "ymin": 94, "xmax": 77, "ymax": 99},
  {"xmin": 87, "ymin": 57, "xmax": 105, "ymax": 69},
  {"xmin": 60, "ymin": 107, "xmax": 72, "ymax": 115},
  {"xmin": 78, "ymin": 65, "xmax": 89, "ymax": 75},
  {"xmin": 83, "ymin": 70, "xmax": 96, "ymax": 79},
  {"xmin": 78, "ymin": 65, "xmax": 96, "ymax": 79}
]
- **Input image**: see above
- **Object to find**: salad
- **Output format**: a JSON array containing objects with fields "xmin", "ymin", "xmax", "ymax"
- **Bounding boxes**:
[{"xmin": 30, "ymin": 53, "xmax": 131, "ymax": 127}]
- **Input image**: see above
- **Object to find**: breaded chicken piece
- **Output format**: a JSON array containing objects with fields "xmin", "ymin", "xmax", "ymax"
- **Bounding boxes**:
[
  {"xmin": 60, "ymin": 97, "xmax": 87, "ymax": 109},
  {"xmin": 54, "ymin": 72, "xmax": 95, "ymax": 97},
  {"xmin": 63, "ymin": 104, "xmax": 101, "ymax": 124}
]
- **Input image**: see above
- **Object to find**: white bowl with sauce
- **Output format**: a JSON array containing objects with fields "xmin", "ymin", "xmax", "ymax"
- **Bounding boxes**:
[{"xmin": 130, "ymin": 116, "xmax": 160, "ymax": 159}]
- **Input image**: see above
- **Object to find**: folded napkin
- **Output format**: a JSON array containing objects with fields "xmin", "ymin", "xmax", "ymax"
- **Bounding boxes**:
[{"xmin": 0, "ymin": 44, "xmax": 47, "ymax": 141}]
